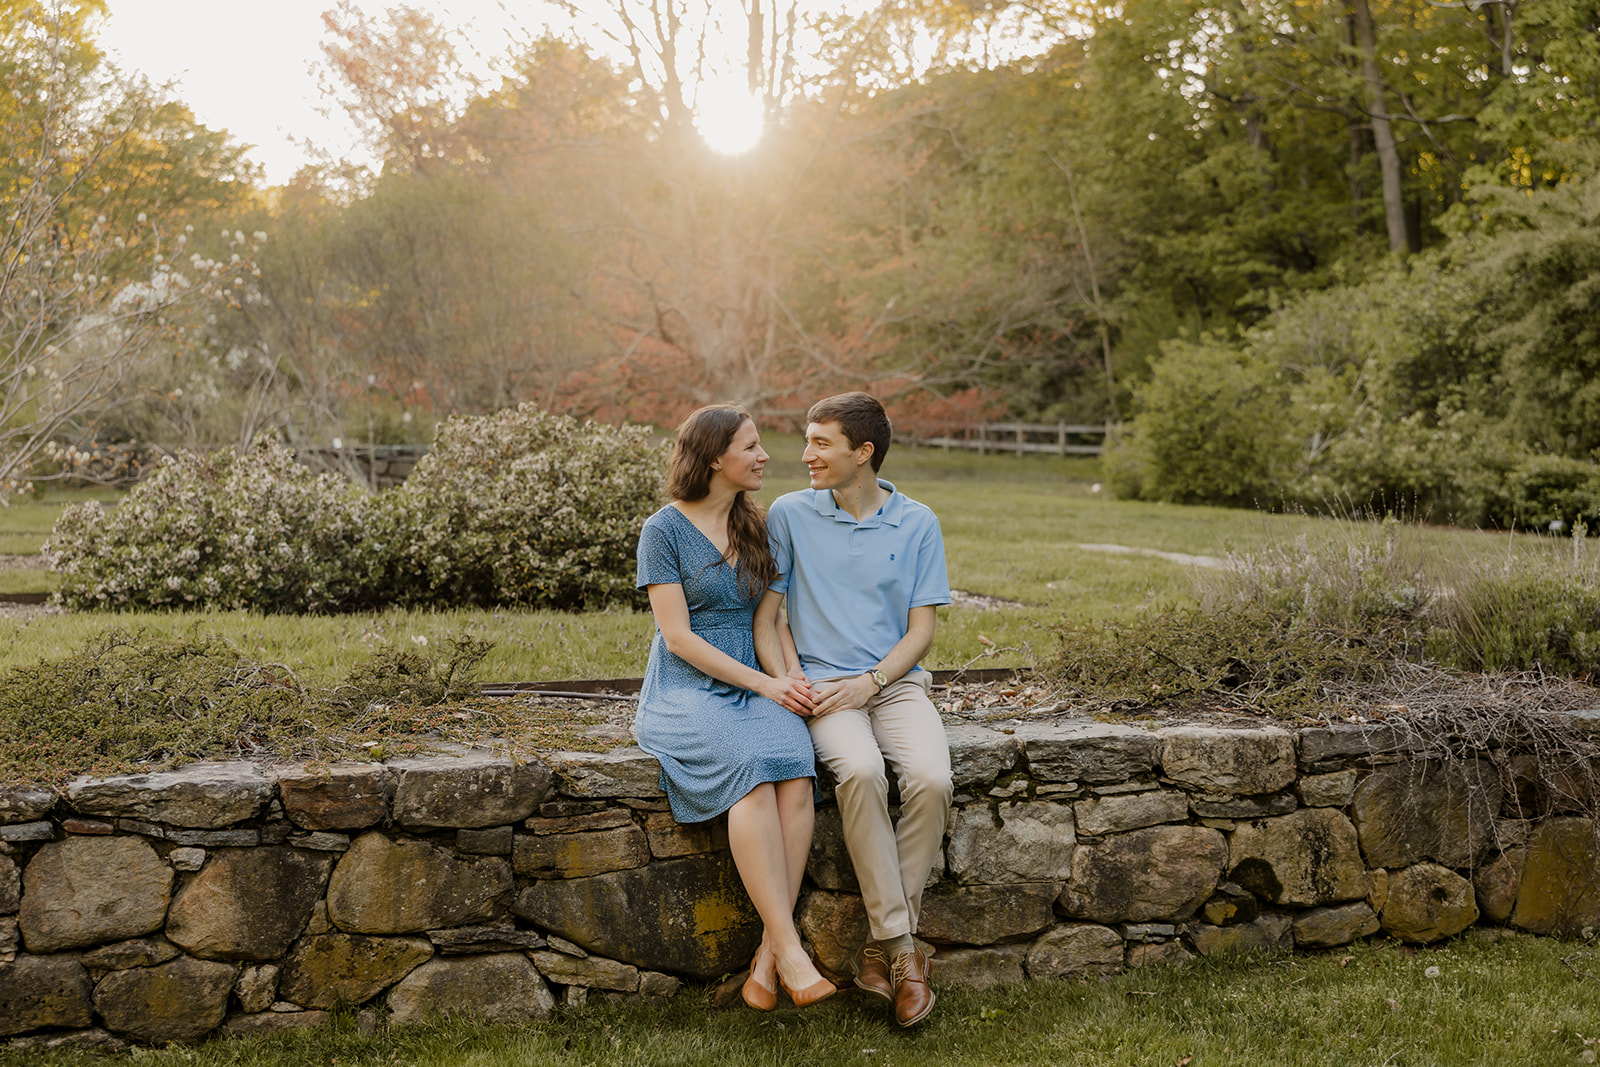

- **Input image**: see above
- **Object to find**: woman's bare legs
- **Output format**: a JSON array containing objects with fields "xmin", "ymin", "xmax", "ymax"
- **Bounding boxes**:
[{"xmin": 728, "ymin": 778, "xmax": 826, "ymax": 995}]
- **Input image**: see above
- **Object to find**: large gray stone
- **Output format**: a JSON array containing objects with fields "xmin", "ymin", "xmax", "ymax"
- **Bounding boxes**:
[
  {"xmin": 946, "ymin": 724, "xmax": 1023, "ymax": 787},
  {"xmin": 1012, "ymin": 722, "xmax": 1159, "ymax": 783},
  {"xmin": 0, "ymin": 787, "xmax": 54, "ymax": 826},
  {"xmin": 1298, "ymin": 723, "xmax": 1419, "ymax": 764},
  {"xmin": 0, "ymin": 955, "xmax": 93, "ymax": 1037},
  {"xmin": 1159, "ymin": 727, "xmax": 1296, "ymax": 795},
  {"xmin": 0, "ymin": 855, "xmax": 16, "ymax": 914},
  {"xmin": 19, "ymin": 836, "xmax": 172, "ymax": 952},
  {"xmin": 1350, "ymin": 760, "xmax": 1502, "ymax": 868},
  {"xmin": 166, "ymin": 847, "xmax": 336, "ymax": 960},
  {"xmin": 1380, "ymin": 863, "xmax": 1478, "ymax": 943},
  {"xmin": 1185, "ymin": 913, "xmax": 1293, "ymax": 957},
  {"xmin": 1474, "ymin": 848, "xmax": 1525, "ymax": 925},
  {"xmin": 544, "ymin": 748, "xmax": 667, "ymax": 799},
  {"xmin": 1292, "ymin": 902, "xmax": 1380, "ymax": 947},
  {"xmin": 947, "ymin": 801, "xmax": 1075, "ymax": 884},
  {"xmin": 1227, "ymin": 809, "xmax": 1368, "ymax": 907},
  {"xmin": 276, "ymin": 764, "xmax": 389, "ymax": 831},
  {"xmin": 278, "ymin": 933, "xmax": 434, "ymax": 1009},
  {"xmin": 512, "ymin": 825, "xmax": 650, "ymax": 879},
  {"xmin": 931, "ymin": 945, "xmax": 1024, "ymax": 988},
  {"xmin": 1061, "ymin": 826, "xmax": 1226, "ymax": 924},
  {"xmin": 79, "ymin": 938, "xmax": 180, "ymax": 973},
  {"xmin": 1191, "ymin": 793, "xmax": 1298, "ymax": 819},
  {"xmin": 1199, "ymin": 883, "xmax": 1260, "ymax": 926},
  {"xmin": 388, "ymin": 750, "xmax": 553, "ymax": 829},
  {"xmin": 642, "ymin": 811, "xmax": 723, "ymax": 860},
  {"xmin": 918, "ymin": 883, "xmax": 1060, "ymax": 946},
  {"xmin": 1128, "ymin": 940, "xmax": 1196, "ymax": 968},
  {"xmin": 386, "ymin": 954, "xmax": 554, "ymax": 1025},
  {"xmin": 426, "ymin": 925, "xmax": 547, "ymax": 955},
  {"xmin": 94, "ymin": 956, "xmax": 237, "ymax": 1044},
  {"xmin": 326, "ymin": 833, "xmax": 512, "ymax": 934},
  {"xmin": 1298, "ymin": 770, "xmax": 1358, "ymax": 808},
  {"xmin": 1025, "ymin": 923, "xmax": 1123, "ymax": 977},
  {"xmin": 527, "ymin": 950, "xmax": 639, "ymax": 991},
  {"xmin": 235, "ymin": 964, "xmax": 279, "ymax": 1014},
  {"xmin": 1510, "ymin": 817, "xmax": 1600, "ymax": 936},
  {"xmin": 66, "ymin": 762, "xmax": 271, "ymax": 829},
  {"xmin": 513, "ymin": 852, "xmax": 758, "ymax": 979},
  {"xmin": 805, "ymin": 807, "xmax": 858, "ymax": 891},
  {"xmin": 5, "ymin": 1026, "xmax": 127, "ymax": 1054},
  {"xmin": 1075, "ymin": 791, "xmax": 1189, "ymax": 836},
  {"xmin": 797, "ymin": 890, "xmax": 871, "ymax": 978},
  {"xmin": 1498, "ymin": 751, "xmax": 1600, "ymax": 819}
]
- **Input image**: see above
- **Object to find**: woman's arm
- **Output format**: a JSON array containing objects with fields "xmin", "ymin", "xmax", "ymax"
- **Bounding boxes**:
[{"xmin": 651, "ymin": 583, "xmax": 814, "ymax": 715}]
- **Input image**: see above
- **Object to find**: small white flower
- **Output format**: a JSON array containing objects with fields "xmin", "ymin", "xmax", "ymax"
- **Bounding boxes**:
[
  {"xmin": 1424, "ymin": 966, "xmax": 1440, "ymax": 978},
  {"xmin": 412, "ymin": 634, "xmax": 428, "ymax": 646}
]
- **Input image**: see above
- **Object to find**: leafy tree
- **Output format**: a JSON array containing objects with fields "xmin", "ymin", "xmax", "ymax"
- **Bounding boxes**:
[{"xmin": 0, "ymin": 0, "xmax": 256, "ymax": 501}]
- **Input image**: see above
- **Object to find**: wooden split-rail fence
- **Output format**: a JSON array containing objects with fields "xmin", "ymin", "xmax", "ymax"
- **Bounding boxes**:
[{"xmin": 907, "ymin": 422, "xmax": 1108, "ymax": 457}]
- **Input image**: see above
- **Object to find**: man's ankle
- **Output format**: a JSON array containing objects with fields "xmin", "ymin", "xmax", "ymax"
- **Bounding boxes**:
[{"xmin": 880, "ymin": 934, "xmax": 914, "ymax": 957}]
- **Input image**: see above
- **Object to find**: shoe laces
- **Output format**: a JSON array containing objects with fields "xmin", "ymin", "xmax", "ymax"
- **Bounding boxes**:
[
  {"xmin": 889, "ymin": 952, "xmax": 920, "ymax": 985},
  {"xmin": 859, "ymin": 944, "xmax": 889, "ymax": 966}
]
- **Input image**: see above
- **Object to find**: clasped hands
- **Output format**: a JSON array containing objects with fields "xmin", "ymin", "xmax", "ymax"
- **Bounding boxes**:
[{"xmin": 760, "ymin": 667, "xmax": 878, "ymax": 720}]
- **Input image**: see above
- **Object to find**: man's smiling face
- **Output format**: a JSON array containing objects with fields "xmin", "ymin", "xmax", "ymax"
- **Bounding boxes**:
[{"xmin": 802, "ymin": 420, "xmax": 871, "ymax": 491}]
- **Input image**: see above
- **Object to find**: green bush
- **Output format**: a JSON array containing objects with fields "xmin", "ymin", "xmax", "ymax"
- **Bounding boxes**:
[
  {"xmin": 49, "ymin": 436, "xmax": 383, "ymax": 612},
  {"xmin": 382, "ymin": 404, "xmax": 664, "ymax": 610},
  {"xmin": 1045, "ymin": 516, "xmax": 1600, "ymax": 711},
  {"xmin": 47, "ymin": 406, "xmax": 666, "ymax": 613},
  {"xmin": 1105, "ymin": 340, "xmax": 1298, "ymax": 507},
  {"xmin": 1499, "ymin": 454, "xmax": 1600, "ymax": 533}
]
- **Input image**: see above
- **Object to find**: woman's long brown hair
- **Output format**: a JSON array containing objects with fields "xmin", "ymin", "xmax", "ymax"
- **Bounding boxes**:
[{"xmin": 666, "ymin": 405, "xmax": 778, "ymax": 599}]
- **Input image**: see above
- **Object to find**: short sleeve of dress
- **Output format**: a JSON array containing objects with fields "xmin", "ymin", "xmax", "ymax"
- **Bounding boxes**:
[{"xmin": 635, "ymin": 512, "xmax": 682, "ymax": 589}]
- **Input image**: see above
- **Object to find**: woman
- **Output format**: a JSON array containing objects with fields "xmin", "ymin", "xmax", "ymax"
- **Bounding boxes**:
[{"xmin": 634, "ymin": 404, "xmax": 835, "ymax": 1009}]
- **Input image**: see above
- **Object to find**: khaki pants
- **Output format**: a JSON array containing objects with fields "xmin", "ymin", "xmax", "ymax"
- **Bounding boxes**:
[{"xmin": 807, "ymin": 673, "xmax": 953, "ymax": 941}]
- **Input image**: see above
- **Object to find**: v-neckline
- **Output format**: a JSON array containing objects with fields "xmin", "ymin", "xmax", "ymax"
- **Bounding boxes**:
[{"xmin": 668, "ymin": 503, "xmax": 733, "ymax": 564}]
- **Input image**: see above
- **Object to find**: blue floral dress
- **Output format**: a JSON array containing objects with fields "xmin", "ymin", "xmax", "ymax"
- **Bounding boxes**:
[{"xmin": 634, "ymin": 505, "xmax": 816, "ymax": 823}]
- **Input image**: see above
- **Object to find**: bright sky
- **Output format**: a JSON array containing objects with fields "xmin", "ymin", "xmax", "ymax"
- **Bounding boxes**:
[
  {"xmin": 95, "ymin": 1, "xmax": 1049, "ymax": 183},
  {"xmin": 97, "ymin": 0, "xmax": 532, "ymax": 183}
]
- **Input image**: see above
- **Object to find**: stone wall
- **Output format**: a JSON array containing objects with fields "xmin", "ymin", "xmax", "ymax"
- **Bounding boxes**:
[{"xmin": 3, "ymin": 717, "xmax": 1598, "ymax": 1050}]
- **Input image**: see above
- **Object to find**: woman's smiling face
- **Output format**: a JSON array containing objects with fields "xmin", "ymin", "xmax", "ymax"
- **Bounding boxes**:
[{"xmin": 716, "ymin": 418, "xmax": 769, "ymax": 492}]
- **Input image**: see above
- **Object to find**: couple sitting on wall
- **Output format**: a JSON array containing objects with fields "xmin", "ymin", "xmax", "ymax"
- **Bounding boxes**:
[{"xmin": 633, "ymin": 392, "xmax": 952, "ymax": 1028}]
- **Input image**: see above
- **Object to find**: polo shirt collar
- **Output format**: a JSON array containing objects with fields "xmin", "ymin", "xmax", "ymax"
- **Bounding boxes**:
[{"xmin": 808, "ymin": 479, "xmax": 904, "ymax": 527}]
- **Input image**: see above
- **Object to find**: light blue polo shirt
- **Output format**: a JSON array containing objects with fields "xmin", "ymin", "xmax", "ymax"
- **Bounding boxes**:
[{"xmin": 767, "ymin": 479, "xmax": 950, "ymax": 681}]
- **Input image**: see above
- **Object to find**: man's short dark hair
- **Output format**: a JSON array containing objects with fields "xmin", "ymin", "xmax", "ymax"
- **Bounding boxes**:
[{"xmin": 808, "ymin": 392, "xmax": 891, "ymax": 473}]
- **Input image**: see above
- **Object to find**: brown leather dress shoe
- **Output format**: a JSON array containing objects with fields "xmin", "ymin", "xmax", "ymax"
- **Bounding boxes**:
[
  {"xmin": 890, "ymin": 949, "xmax": 935, "ymax": 1028},
  {"xmin": 852, "ymin": 942, "xmax": 894, "ymax": 1003}
]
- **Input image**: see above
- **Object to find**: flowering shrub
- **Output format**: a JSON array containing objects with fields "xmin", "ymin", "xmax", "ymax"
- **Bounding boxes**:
[
  {"xmin": 47, "ymin": 406, "xmax": 664, "ymax": 613},
  {"xmin": 384, "ymin": 404, "xmax": 664, "ymax": 610},
  {"xmin": 49, "ymin": 436, "xmax": 383, "ymax": 612}
]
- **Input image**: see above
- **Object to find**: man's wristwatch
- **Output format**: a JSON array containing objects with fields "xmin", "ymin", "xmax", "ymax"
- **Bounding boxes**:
[{"xmin": 868, "ymin": 668, "xmax": 890, "ymax": 692}]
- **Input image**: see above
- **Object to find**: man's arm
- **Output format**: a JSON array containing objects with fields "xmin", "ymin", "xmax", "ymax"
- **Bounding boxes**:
[
  {"xmin": 753, "ymin": 589, "xmax": 789, "ymax": 678},
  {"xmin": 810, "ymin": 605, "xmax": 938, "ymax": 718}
]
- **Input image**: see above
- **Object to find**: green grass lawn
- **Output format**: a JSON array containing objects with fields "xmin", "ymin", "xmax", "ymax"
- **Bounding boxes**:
[
  {"xmin": 1, "ymin": 936, "xmax": 1592, "ymax": 1065},
  {"xmin": 0, "ymin": 447, "xmax": 1558, "ymax": 682}
]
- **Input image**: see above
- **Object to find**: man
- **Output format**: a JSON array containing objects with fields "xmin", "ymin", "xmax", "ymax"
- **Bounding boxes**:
[{"xmin": 755, "ymin": 391, "xmax": 953, "ymax": 1028}]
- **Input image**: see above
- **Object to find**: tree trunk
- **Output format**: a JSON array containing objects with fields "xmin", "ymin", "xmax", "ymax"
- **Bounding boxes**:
[{"xmin": 1350, "ymin": 0, "xmax": 1411, "ymax": 254}]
